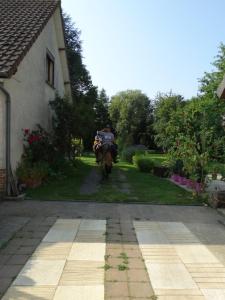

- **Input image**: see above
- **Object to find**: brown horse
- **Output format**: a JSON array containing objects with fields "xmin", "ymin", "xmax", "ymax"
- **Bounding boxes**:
[{"xmin": 100, "ymin": 143, "xmax": 113, "ymax": 179}]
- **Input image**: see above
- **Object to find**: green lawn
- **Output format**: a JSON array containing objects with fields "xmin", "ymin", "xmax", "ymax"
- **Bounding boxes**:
[
  {"xmin": 144, "ymin": 153, "xmax": 169, "ymax": 166},
  {"xmin": 27, "ymin": 155, "xmax": 202, "ymax": 205}
]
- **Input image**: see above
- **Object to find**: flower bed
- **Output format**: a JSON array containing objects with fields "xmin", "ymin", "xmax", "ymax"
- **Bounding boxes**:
[{"xmin": 170, "ymin": 174, "xmax": 203, "ymax": 193}]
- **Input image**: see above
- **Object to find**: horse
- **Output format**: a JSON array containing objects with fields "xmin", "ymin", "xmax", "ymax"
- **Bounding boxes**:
[{"xmin": 99, "ymin": 143, "xmax": 113, "ymax": 179}]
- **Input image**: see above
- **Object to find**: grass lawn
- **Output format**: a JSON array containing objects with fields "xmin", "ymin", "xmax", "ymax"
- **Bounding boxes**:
[{"xmin": 27, "ymin": 155, "xmax": 202, "ymax": 205}]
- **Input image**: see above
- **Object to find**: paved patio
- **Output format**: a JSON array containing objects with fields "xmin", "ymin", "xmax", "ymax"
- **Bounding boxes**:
[{"xmin": 0, "ymin": 200, "xmax": 225, "ymax": 299}]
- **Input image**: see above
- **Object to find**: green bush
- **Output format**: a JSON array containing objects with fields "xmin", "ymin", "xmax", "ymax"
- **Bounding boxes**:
[
  {"xmin": 121, "ymin": 147, "xmax": 136, "ymax": 163},
  {"xmin": 146, "ymin": 150, "xmax": 158, "ymax": 154},
  {"xmin": 133, "ymin": 155, "xmax": 155, "ymax": 172},
  {"xmin": 121, "ymin": 145, "xmax": 147, "ymax": 163}
]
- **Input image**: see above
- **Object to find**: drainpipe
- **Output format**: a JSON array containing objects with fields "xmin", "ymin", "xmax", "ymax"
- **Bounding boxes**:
[{"xmin": 0, "ymin": 82, "xmax": 11, "ymax": 196}]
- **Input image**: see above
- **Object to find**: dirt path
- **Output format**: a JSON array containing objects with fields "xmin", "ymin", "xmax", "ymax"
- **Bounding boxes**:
[
  {"xmin": 79, "ymin": 166, "xmax": 131, "ymax": 196},
  {"xmin": 79, "ymin": 167, "xmax": 101, "ymax": 195},
  {"xmin": 112, "ymin": 169, "xmax": 131, "ymax": 194}
]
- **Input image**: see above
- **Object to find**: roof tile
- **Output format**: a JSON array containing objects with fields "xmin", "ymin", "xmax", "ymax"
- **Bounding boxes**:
[{"xmin": 0, "ymin": 0, "xmax": 60, "ymax": 78}]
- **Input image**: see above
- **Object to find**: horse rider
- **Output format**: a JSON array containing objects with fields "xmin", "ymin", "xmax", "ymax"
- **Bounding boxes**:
[{"xmin": 93, "ymin": 125, "xmax": 118, "ymax": 163}]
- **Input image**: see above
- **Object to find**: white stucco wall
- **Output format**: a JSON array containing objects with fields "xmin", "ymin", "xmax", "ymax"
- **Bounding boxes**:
[
  {"xmin": 0, "ymin": 90, "xmax": 6, "ymax": 169},
  {"xmin": 0, "ymin": 9, "xmax": 69, "ymax": 171}
]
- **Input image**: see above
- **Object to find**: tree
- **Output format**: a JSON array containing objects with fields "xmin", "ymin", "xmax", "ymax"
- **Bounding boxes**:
[
  {"xmin": 95, "ymin": 89, "xmax": 111, "ymax": 131},
  {"xmin": 109, "ymin": 90, "xmax": 154, "ymax": 148},
  {"xmin": 63, "ymin": 13, "xmax": 98, "ymax": 148},
  {"xmin": 50, "ymin": 95, "xmax": 76, "ymax": 160},
  {"xmin": 153, "ymin": 92, "xmax": 185, "ymax": 151},
  {"xmin": 155, "ymin": 44, "xmax": 225, "ymax": 160},
  {"xmin": 199, "ymin": 43, "xmax": 225, "ymax": 98}
]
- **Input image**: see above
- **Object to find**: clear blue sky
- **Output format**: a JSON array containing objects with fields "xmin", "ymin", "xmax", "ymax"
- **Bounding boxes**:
[{"xmin": 62, "ymin": 0, "xmax": 225, "ymax": 99}]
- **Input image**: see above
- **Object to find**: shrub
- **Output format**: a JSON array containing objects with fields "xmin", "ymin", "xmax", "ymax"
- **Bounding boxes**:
[
  {"xmin": 172, "ymin": 159, "xmax": 184, "ymax": 176},
  {"xmin": 16, "ymin": 161, "xmax": 49, "ymax": 187},
  {"xmin": 22, "ymin": 126, "xmax": 55, "ymax": 164},
  {"xmin": 121, "ymin": 147, "xmax": 136, "ymax": 163},
  {"xmin": 121, "ymin": 145, "xmax": 147, "ymax": 163},
  {"xmin": 147, "ymin": 149, "xmax": 158, "ymax": 154},
  {"xmin": 133, "ymin": 155, "xmax": 155, "ymax": 172}
]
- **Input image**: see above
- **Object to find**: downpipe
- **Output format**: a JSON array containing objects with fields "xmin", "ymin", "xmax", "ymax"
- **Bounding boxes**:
[{"xmin": 0, "ymin": 83, "xmax": 11, "ymax": 196}]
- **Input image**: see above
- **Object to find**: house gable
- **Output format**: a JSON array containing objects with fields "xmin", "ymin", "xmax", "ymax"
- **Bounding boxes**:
[{"xmin": 0, "ymin": 0, "xmax": 61, "ymax": 78}]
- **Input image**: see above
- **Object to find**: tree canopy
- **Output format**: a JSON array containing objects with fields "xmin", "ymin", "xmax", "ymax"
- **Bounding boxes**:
[{"xmin": 109, "ymin": 90, "xmax": 154, "ymax": 148}]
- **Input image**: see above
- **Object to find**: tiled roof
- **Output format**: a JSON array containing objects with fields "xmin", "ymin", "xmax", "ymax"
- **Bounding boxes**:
[{"xmin": 0, "ymin": 0, "xmax": 60, "ymax": 78}]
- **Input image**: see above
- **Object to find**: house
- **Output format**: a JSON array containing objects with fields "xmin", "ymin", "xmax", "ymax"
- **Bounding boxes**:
[{"xmin": 0, "ymin": 0, "xmax": 71, "ymax": 194}]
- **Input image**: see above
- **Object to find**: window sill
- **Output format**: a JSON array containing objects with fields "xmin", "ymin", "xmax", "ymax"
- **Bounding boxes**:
[{"xmin": 46, "ymin": 81, "xmax": 55, "ymax": 90}]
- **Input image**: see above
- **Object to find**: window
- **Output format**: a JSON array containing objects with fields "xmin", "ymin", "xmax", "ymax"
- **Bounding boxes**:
[{"xmin": 46, "ymin": 50, "xmax": 55, "ymax": 87}]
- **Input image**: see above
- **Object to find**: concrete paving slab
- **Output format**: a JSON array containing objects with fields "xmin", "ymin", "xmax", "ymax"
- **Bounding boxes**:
[
  {"xmin": 54, "ymin": 285, "xmax": 104, "ymax": 300},
  {"xmin": 13, "ymin": 259, "xmax": 65, "ymax": 286},
  {"xmin": 68, "ymin": 242, "xmax": 105, "ymax": 261},
  {"xmin": 157, "ymin": 296, "xmax": 205, "ymax": 300},
  {"xmin": 155, "ymin": 289, "xmax": 203, "ymax": 296},
  {"xmin": 146, "ymin": 262, "xmax": 198, "ymax": 290},
  {"xmin": 75, "ymin": 230, "xmax": 105, "ymax": 242},
  {"xmin": 79, "ymin": 219, "xmax": 106, "ymax": 231},
  {"xmin": 136, "ymin": 230, "xmax": 169, "ymax": 245},
  {"xmin": 32, "ymin": 242, "xmax": 72, "ymax": 260},
  {"xmin": 202, "ymin": 289, "xmax": 225, "ymax": 300},
  {"xmin": 42, "ymin": 226, "xmax": 78, "ymax": 243},
  {"xmin": 2, "ymin": 286, "xmax": 56, "ymax": 300},
  {"xmin": 59, "ymin": 260, "xmax": 104, "ymax": 285},
  {"xmin": 175, "ymin": 245, "xmax": 219, "ymax": 264},
  {"xmin": 54, "ymin": 219, "xmax": 80, "ymax": 227}
]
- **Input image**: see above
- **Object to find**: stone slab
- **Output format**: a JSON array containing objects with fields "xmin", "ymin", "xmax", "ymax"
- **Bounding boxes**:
[
  {"xmin": 68, "ymin": 242, "xmax": 105, "ymax": 261},
  {"xmin": 175, "ymin": 245, "xmax": 219, "ymax": 264},
  {"xmin": 202, "ymin": 289, "xmax": 225, "ymax": 300},
  {"xmin": 2, "ymin": 286, "xmax": 56, "ymax": 300},
  {"xmin": 136, "ymin": 230, "xmax": 169, "ymax": 245},
  {"xmin": 146, "ymin": 262, "xmax": 198, "ymax": 290},
  {"xmin": 198, "ymin": 282, "xmax": 225, "ymax": 288},
  {"xmin": 191, "ymin": 273, "xmax": 225, "ymax": 278},
  {"xmin": 79, "ymin": 220, "xmax": 106, "ymax": 231},
  {"xmin": 32, "ymin": 242, "xmax": 72, "ymax": 260},
  {"xmin": 75, "ymin": 230, "xmax": 105, "ymax": 242},
  {"xmin": 158, "ymin": 222, "xmax": 191, "ymax": 234},
  {"xmin": 41, "ymin": 219, "xmax": 81, "ymax": 243},
  {"xmin": 54, "ymin": 285, "xmax": 104, "ymax": 300},
  {"xmin": 13, "ymin": 260, "xmax": 65, "ymax": 286},
  {"xmin": 157, "ymin": 296, "xmax": 205, "ymax": 300},
  {"xmin": 155, "ymin": 289, "xmax": 203, "ymax": 296},
  {"xmin": 42, "ymin": 226, "xmax": 78, "ymax": 243},
  {"xmin": 59, "ymin": 261, "xmax": 104, "ymax": 285},
  {"xmin": 54, "ymin": 219, "xmax": 80, "ymax": 227}
]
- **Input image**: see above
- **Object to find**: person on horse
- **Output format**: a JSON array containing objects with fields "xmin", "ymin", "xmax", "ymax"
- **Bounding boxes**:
[{"xmin": 93, "ymin": 125, "xmax": 118, "ymax": 163}]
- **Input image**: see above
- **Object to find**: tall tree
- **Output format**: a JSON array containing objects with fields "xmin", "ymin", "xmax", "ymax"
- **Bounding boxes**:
[
  {"xmin": 95, "ymin": 89, "xmax": 111, "ymax": 131},
  {"xmin": 63, "ymin": 13, "xmax": 98, "ymax": 148},
  {"xmin": 153, "ymin": 92, "xmax": 185, "ymax": 151},
  {"xmin": 109, "ymin": 90, "xmax": 154, "ymax": 148},
  {"xmin": 199, "ymin": 43, "xmax": 225, "ymax": 98}
]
